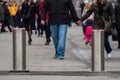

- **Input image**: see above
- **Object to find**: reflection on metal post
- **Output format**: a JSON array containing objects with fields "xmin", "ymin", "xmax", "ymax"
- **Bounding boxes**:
[
  {"xmin": 13, "ymin": 29, "xmax": 16, "ymax": 70},
  {"xmin": 92, "ymin": 30, "xmax": 104, "ymax": 72},
  {"xmin": 22, "ymin": 29, "xmax": 26, "ymax": 70},
  {"xmin": 11, "ymin": 28, "xmax": 29, "ymax": 72}
]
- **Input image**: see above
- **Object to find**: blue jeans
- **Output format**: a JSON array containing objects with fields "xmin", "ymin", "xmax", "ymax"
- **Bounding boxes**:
[
  {"xmin": 104, "ymin": 34, "xmax": 112, "ymax": 54},
  {"xmin": 50, "ymin": 24, "xmax": 67, "ymax": 56}
]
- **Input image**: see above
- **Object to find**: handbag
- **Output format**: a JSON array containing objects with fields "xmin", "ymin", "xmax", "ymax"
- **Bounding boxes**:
[
  {"xmin": 112, "ymin": 28, "xmax": 118, "ymax": 41},
  {"xmin": 104, "ymin": 20, "xmax": 112, "ymax": 32},
  {"xmin": 102, "ymin": 16, "xmax": 112, "ymax": 32}
]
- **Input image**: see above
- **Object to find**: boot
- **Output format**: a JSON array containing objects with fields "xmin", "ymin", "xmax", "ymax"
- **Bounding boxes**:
[
  {"xmin": 28, "ymin": 38, "xmax": 32, "ymax": 45},
  {"xmin": 45, "ymin": 39, "xmax": 51, "ymax": 45}
]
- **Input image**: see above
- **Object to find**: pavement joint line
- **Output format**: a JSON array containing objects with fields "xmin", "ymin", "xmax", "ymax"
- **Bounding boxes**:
[{"xmin": 0, "ymin": 71, "xmax": 120, "ymax": 77}]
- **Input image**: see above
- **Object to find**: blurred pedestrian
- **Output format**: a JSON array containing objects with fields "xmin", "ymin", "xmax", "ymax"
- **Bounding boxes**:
[
  {"xmin": 16, "ymin": 5, "xmax": 23, "ymax": 28},
  {"xmin": 80, "ymin": 0, "xmax": 115, "ymax": 58},
  {"xmin": 8, "ymin": 1, "xmax": 18, "ymax": 28},
  {"xmin": 37, "ymin": 0, "xmax": 51, "ymax": 45},
  {"xmin": 0, "ymin": 0, "xmax": 4, "ymax": 33},
  {"xmin": 21, "ymin": 0, "xmax": 36, "ymax": 45},
  {"xmin": 114, "ymin": 0, "xmax": 120, "ymax": 49},
  {"xmin": 36, "ymin": 0, "xmax": 45, "ymax": 37},
  {"xmin": 80, "ymin": 0, "xmax": 85, "ymax": 16},
  {"xmin": 81, "ymin": 0, "xmax": 92, "ymax": 38},
  {"xmin": 41, "ymin": 0, "xmax": 80, "ymax": 59},
  {"xmin": 84, "ymin": 19, "xmax": 93, "ymax": 45},
  {"xmin": 3, "ymin": 1, "xmax": 12, "ymax": 32}
]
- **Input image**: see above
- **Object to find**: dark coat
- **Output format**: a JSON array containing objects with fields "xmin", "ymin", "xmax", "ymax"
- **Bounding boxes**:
[
  {"xmin": 80, "ymin": 2, "xmax": 115, "ymax": 29},
  {"xmin": 3, "ymin": 5, "xmax": 10, "ymax": 25},
  {"xmin": 41, "ymin": 0, "xmax": 79, "ymax": 25},
  {"xmin": 115, "ymin": 3, "xmax": 120, "ymax": 38},
  {"xmin": 21, "ymin": 2, "xmax": 36, "ymax": 30},
  {"xmin": 115, "ymin": 4, "xmax": 120, "ymax": 30},
  {"xmin": 16, "ymin": 9, "xmax": 23, "ymax": 27},
  {"xmin": 0, "ymin": 5, "xmax": 4, "ymax": 23}
]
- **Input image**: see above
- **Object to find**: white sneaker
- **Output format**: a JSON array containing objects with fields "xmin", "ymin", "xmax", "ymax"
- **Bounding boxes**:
[{"xmin": 107, "ymin": 54, "xmax": 111, "ymax": 58}]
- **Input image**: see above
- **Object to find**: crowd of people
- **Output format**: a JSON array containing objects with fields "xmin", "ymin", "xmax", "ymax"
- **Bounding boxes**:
[
  {"xmin": 0, "ymin": 0, "xmax": 120, "ymax": 59},
  {"xmin": 80, "ymin": 0, "xmax": 120, "ymax": 58},
  {"xmin": 0, "ymin": 0, "xmax": 51, "ymax": 45}
]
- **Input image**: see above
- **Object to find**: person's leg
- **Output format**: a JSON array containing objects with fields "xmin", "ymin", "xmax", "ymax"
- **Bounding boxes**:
[
  {"xmin": 0, "ymin": 23, "xmax": 2, "ymax": 33},
  {"xmin": 50, "ymin": 25, "xmax": 59, "ymax": 57},
  {"xmin": 39, "ymin": 24, "xmax": 44, "ymax": 37},
  {"xmin": 82, "ymin": 23, "xmax": 86, "ymax": 35},
  {"xmin": 7, "ymin": 24, "xmax": 12, "ymax": 32},
  {"xmin": 27, "ymin": 29, "xmax": 32, "ymax": 45},
  {"xmin": 45, "ymin": 23, "xmax": 51, "ymax": 45},
  {"xmin": 37, "ymin": 19, "xmax": 40, "ymax": 37},
  {"xmin": 85, "ymin": 34, "xmax": 89, "ymax": 44},
  {"xmin": 104, "ymin": 34, "xmax": 112, "ymax": 57},
  {"xmin": 35, "ymin": 19, "xmax": 38, "ymax": 34},
  {"xmin": 26, "ymin": 19, "xmax": 32, "ymax": 45},
  {"xmin": 6, "ymin": 20, "xmax": 12, "ymax": 32},
  {"xmin": 117, "ymin": 29, "xmax": 120, "ymax": 48},
  {"xmin": 13, "ymin": 16, "xmax": 16, "ymax": 27},
  {"xmin": 1, "ymin": 25, "xmax": 7, "ymax": 32},
  {"xmin": 56, "ymin": 24, "xmax": 67, "ymax": 58},
  {"xmin": 1, "ymin": 21, "xmax": 7, "ymax": 32},
  {"xmin": 118, "ymin": 35, "xmax": 120, "ymax": 48}
]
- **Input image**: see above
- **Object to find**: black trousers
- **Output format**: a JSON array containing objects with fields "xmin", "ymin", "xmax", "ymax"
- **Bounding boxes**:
[{"xmin": 44, "ymin": 23, "xmax": 51, "ymax": 39}]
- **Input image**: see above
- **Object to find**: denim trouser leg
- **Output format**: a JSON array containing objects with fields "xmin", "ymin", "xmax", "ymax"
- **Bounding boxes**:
[
  {"xmin": 50, "ymin": 25, "xmax": 58, "ymax": 54},
  {"xmin": 104, "ymin": 34, "xmax": 112, "ymax": 54},
  {"xmin": 50, "ymin": 24, "xmax": 67, "ymax": 56},
  {"xmin": 57, "ymin": 25, "xmax": 67, "ymax": 56}
]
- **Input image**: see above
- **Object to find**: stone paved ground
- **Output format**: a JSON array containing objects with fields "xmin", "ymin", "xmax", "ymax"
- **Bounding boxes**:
[{"xmin": 0, "ymin": 25, "xmax": 120, "ymax": 79}]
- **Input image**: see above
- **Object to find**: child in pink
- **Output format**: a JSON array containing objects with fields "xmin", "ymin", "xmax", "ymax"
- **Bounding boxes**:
[{"xmin": 85, "ymin": 25, "xmax": 92, "ymax": 44}]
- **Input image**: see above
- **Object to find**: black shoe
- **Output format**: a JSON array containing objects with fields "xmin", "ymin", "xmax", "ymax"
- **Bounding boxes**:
[
  {"xmin": 35, "ymin": 31, "xmax": 37, "ymax": 34},
  {"xmin": 45, "ymin": 39, "xmax": 51, "ymax": 45},
  {"xmin": 1, "ymin": 30, "xmax": 8, "ymax": 32},
  {"xmin": 118, "ymin": 46, "xmax": 120, "ymax": 49},
  {"xmin": 28, "ymin": 39, "xmax": 32, "ymax": 45},
  {"xmin": 38, "ymin": 32, "xmax": 40, "ymax": 37},
  {"xmin": 10, "ymin": 30, "xmax": 12, "ymax": 32},
  {"xmin": 9, "ymin": 29, "xmax": 12, "ymax": 32},
  {"xmin": 85, "ymin": 42, "xmax": 89, "ymax": 45},
  {"xmin": 41, "ymin": 34, "xmax": 43, "ymax": 37}
]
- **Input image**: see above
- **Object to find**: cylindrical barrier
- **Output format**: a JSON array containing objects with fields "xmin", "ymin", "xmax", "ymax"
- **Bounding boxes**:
[
  {"xmin": 91, "ymin": 30, "xmax": 104, "ymax": 72},
  {"xmin": 11, "ymin": 28, "xmax": 28, "ymax": 72}
]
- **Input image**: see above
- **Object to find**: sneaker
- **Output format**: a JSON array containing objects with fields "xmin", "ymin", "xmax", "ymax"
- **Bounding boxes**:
[
  {"xmin": 53, "ymin": 54, "xmax": 64, "ymax": 60},
  {"xmin": 53, "ymin": 54, "xmax": 59, "ymax": 59},
  {"xmin": 57, "ymin": 55, "xmax": 64, "ymax": 60},
  {"xmin": 107, "ymin": 53, "xmax": 111, "ymax": 58}
]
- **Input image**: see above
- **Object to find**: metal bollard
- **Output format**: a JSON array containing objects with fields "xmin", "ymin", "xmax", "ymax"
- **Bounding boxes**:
[
  {"xmin": 11, "ymin": 28, "xmax": 28, "ymax": 72},
  {"xmin": 91, "ymin": 30, "xmax": 104, "ymax": 72}
]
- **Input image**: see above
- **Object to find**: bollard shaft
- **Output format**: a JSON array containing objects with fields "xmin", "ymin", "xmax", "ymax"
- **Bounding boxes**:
[
  {"xmin": 92, "ymin": 30, "xmax": 104, "ymax": 72},
  {"xmin": 12, "ymin": 28, "xmax": 27, "ymax": 71}
]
